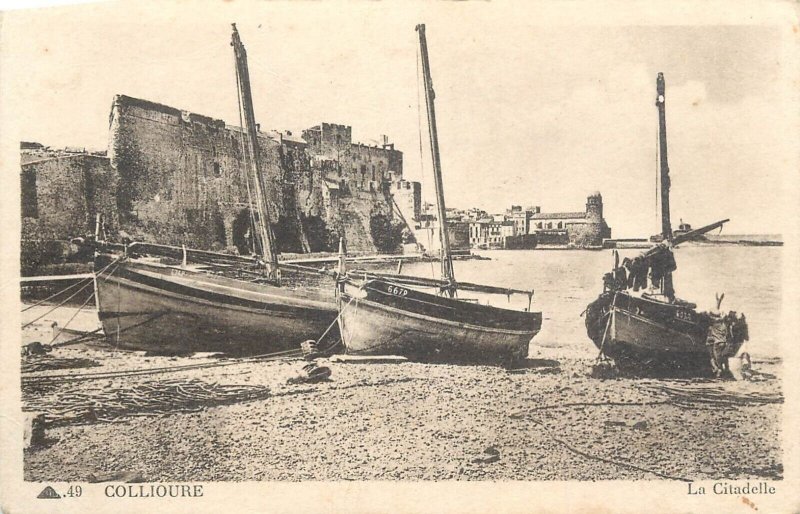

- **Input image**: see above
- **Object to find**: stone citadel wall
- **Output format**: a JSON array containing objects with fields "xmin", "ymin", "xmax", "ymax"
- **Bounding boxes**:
[
  {"xmin": 20, "ymin": 95, "xmax": 423, "ymax": 274},
  {"xmin": 108, "ymin": 95, "xmax": 418, "ymax": 254},
  {"xmin": 21, "ymin": 151, "xmax": 118, "ymax": 274}
]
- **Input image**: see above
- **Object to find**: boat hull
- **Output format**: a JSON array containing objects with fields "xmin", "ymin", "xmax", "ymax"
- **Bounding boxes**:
[
  {"xmin": 585, "ymin": 291, "xmax": 745, "ymax": 375},
  {"xmin": 337, "ymin": 279, "xmax": 541, "ymax": 365},
  {"xmin": 94, "ymin": 255, "xmax": 338, "ymax": 355}
]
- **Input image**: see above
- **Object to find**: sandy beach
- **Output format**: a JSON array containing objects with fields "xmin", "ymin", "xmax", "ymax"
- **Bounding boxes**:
[{"xmin": 22, "ymin": 342, "xmax": 782, "ymax": 482}]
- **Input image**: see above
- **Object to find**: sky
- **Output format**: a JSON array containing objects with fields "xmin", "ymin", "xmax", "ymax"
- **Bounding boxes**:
[{"xmin": 1, "ymin": 1, "xmax": 797, "ymax": 237}]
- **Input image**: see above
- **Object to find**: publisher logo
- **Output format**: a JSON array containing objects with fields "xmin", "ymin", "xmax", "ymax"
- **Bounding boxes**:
[{"xmin": 37, "ymin": 486, "xmax": 61, "ymax": 499}]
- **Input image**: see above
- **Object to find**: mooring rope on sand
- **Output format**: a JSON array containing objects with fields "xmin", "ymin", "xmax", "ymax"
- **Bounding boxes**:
[
  {"xmin": 527, "ymin": 416, "xmax": 692, "ymax": 482},
  {"xmin": 23, "ymin": 377, "xmax": 271, "ymax": 426},
  {"xmin": 21, "ymin": 348, "xmax": 303, "ymax": 385},
  {"xmin": 511, "ymin": 380, "xmax": 783, "ymax": 482},
  {"xmin": 641, "ymin": 383, "xmax": 784, "ymax": 409},
  {"xmin": 49, "ymin": 327, "xmax": 105, "ymax": 348},
  {"xmin": 21, "ymin": 356, "xmax": 101, "ymax": 374},
  {"xmin": 508, "ymin": 400, "xmax": 669, "ymax": 418}
]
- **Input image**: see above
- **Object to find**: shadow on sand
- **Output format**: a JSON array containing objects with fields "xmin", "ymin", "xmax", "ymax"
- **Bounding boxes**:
[{"xmin": 506, "ymin": 358, "xmax": 561, "ymax": 374}]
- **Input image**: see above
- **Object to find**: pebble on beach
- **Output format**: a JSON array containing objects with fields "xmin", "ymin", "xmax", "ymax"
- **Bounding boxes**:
[{"xmin": 21, "ymin": 345, "xmax": 783, "ymax": 482}]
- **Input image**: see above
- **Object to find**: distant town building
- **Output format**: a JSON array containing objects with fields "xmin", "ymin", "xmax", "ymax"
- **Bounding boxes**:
[
  {"xmin": 468, "ymin": 218, "xmax": 514, "ymax": 249},
  {"xmin": 529, "ymin": 192, "xmax": 611, "ymax": 247},
  {"xmin": 414, "ymin": 219, "xmax": 470, "ymax": 255},
  {"xmin": 391, "ymin": 179, "xmax": 421, "ymax": 227},
  {"xmin": 463, "ymin": 193, "xmax": 611, "ymax": 249},
  {"xmin": 507, "ymin": 205, "xmax": 540, "ymax": 237}
]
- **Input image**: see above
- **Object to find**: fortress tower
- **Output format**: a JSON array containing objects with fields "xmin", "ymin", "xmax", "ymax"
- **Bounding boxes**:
[{"xmin": 586, "ymin": 192, "xmax": 603, "ymax": 222}]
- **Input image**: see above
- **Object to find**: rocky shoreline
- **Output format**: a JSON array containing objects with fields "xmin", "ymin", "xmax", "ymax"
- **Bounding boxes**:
[{"xmin": 22, "ymin": 344, "xmax": 782, "ymax": 482}]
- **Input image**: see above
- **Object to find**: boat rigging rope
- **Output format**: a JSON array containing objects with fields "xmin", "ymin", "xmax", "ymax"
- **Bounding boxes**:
[
  {"xmin": 50, "ymin": 327, "xmax": 104, "ymax": 348},
  {"xmin": 47, "ymin": 287, "xmax": 99, "ymax": 345},
  {"xmin": 21, "ymin": 257, "xmax": 119, "ymax": 329},
  {"xmin": 596, "ymin": 293, "xmax": 617, "ymax": 361},
  {"xmin": 21, "ymin": 279, "xmax": 94, "ymax": 329},
  {"xmin": 313, "ymin": 293, "xmax": 357, "ymax": 354},
  {"xmin": 21, "ymin": 274, "xmax": 94, "ymax": 312}
]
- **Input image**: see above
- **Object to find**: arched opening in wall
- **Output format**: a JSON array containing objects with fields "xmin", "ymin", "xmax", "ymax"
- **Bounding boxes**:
[
  {"xmin": 209, "ymin": 210, "xmax": 227, "ymax": 251},
  {"xmin": 184, "ymin": 207, "xmax": 226, "ymax": 251},
  {"xmin": 213, "ymin": 162, "xmax": 221, "ymax": 177},
  {"xmin": 302, "ymin": 214, "xmax": 336, "ymax": 253},
  {"xmin": 370, "ymin": 213, "xmax": 403, "ymax": 254},
  {"xmin": 557, "ymin": 222, "xmax": 563, "ymax": 229},
  {"xmin": 232, "ymin": 208, "xmax": 258, "ymax": 256},
  {"xmin": 273, "ymin": 215, "xmax": 303, "ymax": 254}
]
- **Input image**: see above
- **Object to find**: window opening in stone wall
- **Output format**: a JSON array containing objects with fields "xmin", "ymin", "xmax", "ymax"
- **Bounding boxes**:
[{"xmin": 21, "ymin": 170, "xmax": 38, "ymax": 218}]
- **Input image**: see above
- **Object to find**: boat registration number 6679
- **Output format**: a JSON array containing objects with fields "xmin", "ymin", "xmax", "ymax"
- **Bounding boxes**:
[{"xmin": 386, "ymin": 285, "xmax": 409, "ymax": 297}]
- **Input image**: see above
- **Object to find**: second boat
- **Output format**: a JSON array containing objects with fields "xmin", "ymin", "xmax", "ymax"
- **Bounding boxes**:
[{"xmin": 335, "ymin": 24, "xmax": 542, "ymax": 365}]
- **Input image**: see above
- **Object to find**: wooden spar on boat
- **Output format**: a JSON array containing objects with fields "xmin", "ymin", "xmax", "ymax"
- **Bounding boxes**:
[
  {"xmin": 625, "ymin": 218, "xmax": 731, "ymax": 276},
  {"xmin": 348, "ymin": 269, "xmax": 533, "ymax": 297},
  {"xmin": 232, "ymin": 24, "xmax": 280, "ymax": 282},
  {"xmin": 90, "ymin": 239, "xmax": 427, "ymax": 279},
  {"xmin": 637, "ymin": 219, "xmax": 732, "ymax": 264},
  {"xmin": 655, "ymin": 72, "xmax": 675, "ymax": 299},
  {"xmin": 116, "ymin": 241, "xmax": 260, "ymax": 266},
  {"xmin": 416, "ymin": 24, "xmax": 455, "ymax": 296},
  {"xmin": 670, "ymin": 219, "xmax": 729, "ymax": 246}
]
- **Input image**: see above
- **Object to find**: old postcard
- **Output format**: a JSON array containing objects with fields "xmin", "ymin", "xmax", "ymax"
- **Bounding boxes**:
[{"xmin": 1, "ymin": 0, "xmax": 798, "ymax": 512}]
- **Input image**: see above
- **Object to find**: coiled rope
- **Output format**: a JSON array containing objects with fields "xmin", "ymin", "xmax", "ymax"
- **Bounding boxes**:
[{"xmin": 23, "ymin": 377, "xmax": 272, "ymax": 426}]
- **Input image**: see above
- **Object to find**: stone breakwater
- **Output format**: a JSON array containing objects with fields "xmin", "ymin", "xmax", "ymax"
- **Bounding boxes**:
[{"xmin": 23, "ymin": 345, "xmax": 782, "ymax": 482}]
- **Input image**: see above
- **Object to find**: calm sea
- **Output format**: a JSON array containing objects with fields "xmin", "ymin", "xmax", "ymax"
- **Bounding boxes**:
[{"xmin": 398, "ymin": 246, "xmax": 782, "ymax": 359}]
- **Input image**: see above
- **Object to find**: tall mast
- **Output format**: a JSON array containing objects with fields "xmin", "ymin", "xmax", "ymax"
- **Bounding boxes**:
[
  {"xmin": 232, "ymin": 23, "xmax": 280, "ymax": 282},
  {"xmin": 655, "ymin": 72, "xmax": 674, "ymax": 299},
  {"xmin": 416, "ymin": 24, "xmax": 455, "ymax": 294},
  {"xmin": 656, "ymin": 72, "xmax": 672, "ymax": 242}
]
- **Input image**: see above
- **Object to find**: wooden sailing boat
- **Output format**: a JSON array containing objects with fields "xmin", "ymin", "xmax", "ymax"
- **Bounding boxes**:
[
  {"xmin": 584, "ymin": 73, "xmax": 748, "ymax": 376},
  {"xmin": 335, "ymin": 24, "xmax": 542, "ymax": 365},
  {"xmin": 91, "ymin": 25, "xmax": 338, "ymax": 355}
]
